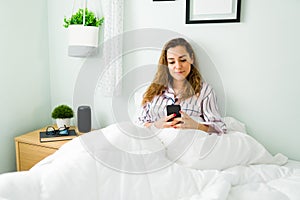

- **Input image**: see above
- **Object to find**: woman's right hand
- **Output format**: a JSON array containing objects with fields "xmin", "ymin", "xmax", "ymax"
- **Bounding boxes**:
[{"xmin": 154, "ymin": 113, "xmax": 178, "ymax": 129}]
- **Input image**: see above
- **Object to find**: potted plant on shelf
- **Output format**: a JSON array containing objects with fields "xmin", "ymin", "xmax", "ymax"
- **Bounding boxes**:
[
  {"xmin": 51, "ymin": 105, "xmax": 74, "ymax": 128},
  {"xmin": 63, "ymin": 8, "xmax": 104, "ymax": 57}
]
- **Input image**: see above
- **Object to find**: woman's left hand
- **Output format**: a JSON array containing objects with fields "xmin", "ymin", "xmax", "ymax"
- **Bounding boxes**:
[{"xmin": 172, "ymin": 111, "xmax": 199, "ymax": 129}]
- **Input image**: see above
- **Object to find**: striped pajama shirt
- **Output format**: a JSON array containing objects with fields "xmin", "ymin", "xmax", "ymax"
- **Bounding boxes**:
[{"xmin": 137, "ymin": 82, "xmax": 226, "ymax": 134}]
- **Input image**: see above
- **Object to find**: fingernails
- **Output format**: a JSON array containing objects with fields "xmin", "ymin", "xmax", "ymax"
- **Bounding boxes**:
[{"xmin": 173, "ymin": 113, "xmax": 176, "ymax": 117}]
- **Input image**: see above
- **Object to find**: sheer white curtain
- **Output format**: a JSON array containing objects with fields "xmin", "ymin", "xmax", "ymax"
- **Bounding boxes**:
[{"xmin": 98, "ymin": 0, "xmax": 124, "ymax": 96}]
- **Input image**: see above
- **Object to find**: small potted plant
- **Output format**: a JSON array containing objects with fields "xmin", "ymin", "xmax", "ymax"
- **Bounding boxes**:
[
  {"xmin": 51, "ymin": 105, "xmax": 74, "ymax": 128},
  {"xmin": 63, "ymin": 8, "xmax": 104, "ymax": 57},
  {"xmin": 63, "ymin": 8, "xmax": 104, "ymax": 28}
]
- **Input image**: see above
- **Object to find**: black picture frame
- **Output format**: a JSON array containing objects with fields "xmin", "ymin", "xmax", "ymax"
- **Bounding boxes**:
[{"xmin": 186, "ymin": 0, "xmax": 241, "ymax": 24}]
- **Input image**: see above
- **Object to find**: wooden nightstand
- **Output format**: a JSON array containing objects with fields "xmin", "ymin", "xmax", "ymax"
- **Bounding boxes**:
[{"xmin": 15, "ymin": 126, "xmax": 80, "ymax": 171}]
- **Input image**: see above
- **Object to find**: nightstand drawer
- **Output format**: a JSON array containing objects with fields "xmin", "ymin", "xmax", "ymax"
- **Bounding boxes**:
[
  {"xmin": 18, "ymin": 143, "xmax": 56, "ymax": 171},
  {"xmin": 15, "ymin": 126, "xmax": 80, "ymax": 171}
]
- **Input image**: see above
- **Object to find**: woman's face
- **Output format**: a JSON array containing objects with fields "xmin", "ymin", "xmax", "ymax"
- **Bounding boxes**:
[{"xmin": 166, "ymin": 45, "xmax": 193, "ymax": 82}]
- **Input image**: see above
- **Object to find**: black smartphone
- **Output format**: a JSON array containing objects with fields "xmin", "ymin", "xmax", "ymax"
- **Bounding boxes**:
[{"xmin": 166, "ymin": 105, "xmax": 181, "ymax": 122}]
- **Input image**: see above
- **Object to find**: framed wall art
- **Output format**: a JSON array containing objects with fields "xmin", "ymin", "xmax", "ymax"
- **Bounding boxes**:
[{"xmin": 186, "ymin": 0, "xmax": 241, "ymax": 24}]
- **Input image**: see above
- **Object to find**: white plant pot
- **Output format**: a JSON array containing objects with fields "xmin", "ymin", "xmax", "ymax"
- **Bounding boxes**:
[
  {"xmin": 68, "ymin": 25, "xmax": 99, "ymax": 47},
  {"xmin": 68, "ymin": 25, "xmax": 99, "ymax": 57},
  {"xmin": 56, "ymin": 118, "xmax": 71, "ymax": 128}
]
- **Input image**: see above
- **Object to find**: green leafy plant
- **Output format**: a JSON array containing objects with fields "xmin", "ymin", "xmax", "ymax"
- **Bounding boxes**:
[
  {"xmin": 51, "ymin": 105, "xmax": 74, "ymax": 119},
  {"xmin": 63, "ymin": 8, "xmax": 104, "ymax": 28}
]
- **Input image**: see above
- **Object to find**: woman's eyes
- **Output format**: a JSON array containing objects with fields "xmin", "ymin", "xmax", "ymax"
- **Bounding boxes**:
[{"xmin": 168, "ymin": 60, "xmax": 187, "ymax": 65}]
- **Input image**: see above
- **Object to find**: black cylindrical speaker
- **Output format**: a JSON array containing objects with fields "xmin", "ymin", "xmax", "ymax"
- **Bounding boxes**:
[{"xmin": 77, "ymin": 106, "xmax": 91, "ymax": 133}]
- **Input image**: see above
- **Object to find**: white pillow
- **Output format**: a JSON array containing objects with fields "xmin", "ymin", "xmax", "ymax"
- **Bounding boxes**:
[
  {"xmin": 128, "ymin": 84, "xmax": 149, "ymax": 123},
  {"xmin": 155, "ymin": 126, "xmax": 288, "ymax": 170}
]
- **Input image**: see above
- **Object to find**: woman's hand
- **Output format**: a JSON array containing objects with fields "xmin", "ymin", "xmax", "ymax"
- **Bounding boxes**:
[
  {"xmin": 153, "ymin": 113, "xmax": 179, "ymax": 129},
  {"xmin": 172, "ymin": 111, "xmax": 209, "ymax": 132}
]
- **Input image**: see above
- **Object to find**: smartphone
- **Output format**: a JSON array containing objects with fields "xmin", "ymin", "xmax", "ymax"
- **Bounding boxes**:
[{"xmin": 166, "ymin": 105, "xmax": 181, "ymax": 122}]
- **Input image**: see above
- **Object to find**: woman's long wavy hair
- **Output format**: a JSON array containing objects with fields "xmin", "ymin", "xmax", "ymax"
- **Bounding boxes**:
[{"xmin": 141, "ymin": 38, "xmax": 203, "ymax": 105}]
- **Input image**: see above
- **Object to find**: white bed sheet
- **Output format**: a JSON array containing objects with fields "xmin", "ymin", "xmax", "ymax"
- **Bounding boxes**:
[
  {"xmin": 0, "ymin": 121, "xmax": 300, "ymax": 200},
  {"xmin": 285, "ymin": 159, "xmax": 300, "ymax": 169}
]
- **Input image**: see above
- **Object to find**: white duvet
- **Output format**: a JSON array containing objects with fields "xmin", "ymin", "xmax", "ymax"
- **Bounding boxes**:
[{"xmin": 1, "ymin": 118, "xmax": 300, "ymax": 200}]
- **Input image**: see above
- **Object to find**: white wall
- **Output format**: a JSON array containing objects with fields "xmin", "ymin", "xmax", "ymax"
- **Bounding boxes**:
[
  {"xmin": 0, "ymin": 0, "xmax": 51, "ymax": 173},
  {"xmin": 47, "ymin": 0, "xmax": 83, "ymax": 111},
  {"xmin": 47, "ymin": 0, "xmax": 300, "ymax": 161}
]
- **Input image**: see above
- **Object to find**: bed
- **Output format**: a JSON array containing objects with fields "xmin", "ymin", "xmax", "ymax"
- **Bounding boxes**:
[{"xmin": 0, "ymin": 117, "xmax": 300, "ymax": 200}]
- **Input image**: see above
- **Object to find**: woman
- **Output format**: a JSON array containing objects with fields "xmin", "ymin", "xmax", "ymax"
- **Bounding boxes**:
[{"xmin": 137, "ymin": 38, "xmax": 226, "ymax": 134}]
